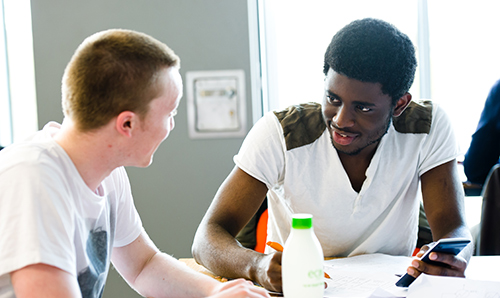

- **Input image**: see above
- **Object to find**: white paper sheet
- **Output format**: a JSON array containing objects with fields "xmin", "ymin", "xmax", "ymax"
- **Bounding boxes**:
[
  {"xmin": 323, "ymin": 254, "xmax": 411, "ymax": 298},
  {"xmin": 407, "ymin": 274, "xmax": 500, "ymax": 298},
  {"xmin": 366, "ymin": 288, "xmax": 406, "ymax": 298},
  {"xmin": 322, "ymin": 254, "xmax": 500, "ymax": 298}
]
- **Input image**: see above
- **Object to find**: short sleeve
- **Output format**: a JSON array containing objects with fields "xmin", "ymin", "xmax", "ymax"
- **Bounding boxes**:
[
  {"xmin": 0, "ymin": 157, "xmax": 76, "ymax": 276},
  {"xmin": 233, "ymin": 112, "xmax": 286, "ymax": 188},
  {"xmin": 418, "ymin": 104, "xmax": 460, "ymax": 176},
  {"xmin": 110, "ymin": 167, "xmax": 143, "ymax": 247}
]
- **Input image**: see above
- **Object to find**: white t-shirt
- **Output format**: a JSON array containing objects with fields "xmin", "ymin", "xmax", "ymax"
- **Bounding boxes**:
[
  {"xmin": 0, "ymin": 122, "xmax": 143, "ymax": 298},
  {"xmin": 234, "ymin": 101, "xmax": 459, "ymax": 257}
]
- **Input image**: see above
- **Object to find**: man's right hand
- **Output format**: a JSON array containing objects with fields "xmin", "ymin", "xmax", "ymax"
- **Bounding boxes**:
[{"xmin": 255, "ymin": 252, "xmax": 283, "ymax": 293}]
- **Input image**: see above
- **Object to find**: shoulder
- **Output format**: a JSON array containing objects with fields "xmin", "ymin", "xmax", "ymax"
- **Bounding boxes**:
[
  {"xmin": 392, "ymin": 99, "xmax": 433, "ymax": 134},
  {"xmin": 105, "ymin": 166, "xmax": 132, "ymax": 194},
  {"xmin": 0, "ymin": 141, "xmax": 56, "ymax": 171},
  {"xmin": 489, "ymin": 79, "xmax": 500, "ymax": 95},
  {"xmin": 484, "ymin": 80, "xmax": 500, "ymax": 110},
  {"xmin": 0, "ymin": 141, "xmax": 79, "ymax": 201},
  {"xmin": 273, "ymin": 102, "xmax": 326, "ymax": 150}
]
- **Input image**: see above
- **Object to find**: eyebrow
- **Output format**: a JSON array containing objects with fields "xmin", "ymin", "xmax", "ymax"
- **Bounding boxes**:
[{"xmin": 326, "ymin": 90, "xmax": 377, "ymax": 107}]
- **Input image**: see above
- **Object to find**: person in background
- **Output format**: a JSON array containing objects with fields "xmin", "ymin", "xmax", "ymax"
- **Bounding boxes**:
[
  {"xmin": 463, "ymin": 79, "xmax": 500, "ymax": 185},
  {"xmin": 192, "ymin": 18, "xmax": 473, "ymax": 292},
  {"xmin": 0, "ymin": 29, "xmax": 270, "ymax": 298}
]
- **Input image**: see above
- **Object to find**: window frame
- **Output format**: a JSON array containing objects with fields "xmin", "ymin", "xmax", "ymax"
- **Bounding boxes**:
[{"xmin": 0, "ymin": 0, "xmax": 38, "ymax": 147}]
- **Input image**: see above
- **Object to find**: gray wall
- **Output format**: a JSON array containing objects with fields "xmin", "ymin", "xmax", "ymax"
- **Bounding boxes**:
[{"xmin": 30, "ymin": 1, "xmax": 252, "ymax": 297}]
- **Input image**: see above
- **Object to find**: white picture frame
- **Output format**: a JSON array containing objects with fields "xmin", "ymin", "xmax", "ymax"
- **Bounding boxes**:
[{"xmin": 186, "ymin": 69, "xmax": 246, "ymax": 139}]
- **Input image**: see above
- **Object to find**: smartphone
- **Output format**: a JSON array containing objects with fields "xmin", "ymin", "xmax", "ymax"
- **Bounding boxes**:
[{"xmin": 395, "ymin": 238, "xmax": 471, "ymax": 287}]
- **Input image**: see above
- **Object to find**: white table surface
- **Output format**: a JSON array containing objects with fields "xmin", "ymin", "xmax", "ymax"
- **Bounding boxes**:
[{"xmin": 466, "ymin": 256, "xmax": 500, "ymax": 282}]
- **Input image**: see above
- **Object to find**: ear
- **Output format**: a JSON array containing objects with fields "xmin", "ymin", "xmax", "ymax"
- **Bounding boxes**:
[
  {"xmin": 115, "ymin": 111, "xmax": 137, "ymax": 138},
  {"xmin": 392, "ymin": 92, "xmax": 412, "ymax": 117}
]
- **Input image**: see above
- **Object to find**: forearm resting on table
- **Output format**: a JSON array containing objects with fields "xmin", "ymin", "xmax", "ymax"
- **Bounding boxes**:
[
  {"xmin": 129, "ymin": 252, "xmax": 220, "ymax": 297},
  {"xmin": 192, "ymin": 222, "xmax": 263, "ymax": 282},
  {"xmin": 112, "ymin": 231, "xmax": 220, "ymax": 297},
  {"xmin": 192, "ymin": 166, "xmax": 271, "ymax": 287}
]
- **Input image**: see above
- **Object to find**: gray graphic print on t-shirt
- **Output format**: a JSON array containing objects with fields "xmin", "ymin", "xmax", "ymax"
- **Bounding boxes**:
[{"xmin": 77, "ymin": 227, "xmax": 108, "ymax": 298}]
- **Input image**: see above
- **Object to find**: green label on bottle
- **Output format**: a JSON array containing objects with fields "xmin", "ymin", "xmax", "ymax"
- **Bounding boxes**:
[{"xmin": 307, "ymin": 269, "xmax": 323, "ymax": 280}]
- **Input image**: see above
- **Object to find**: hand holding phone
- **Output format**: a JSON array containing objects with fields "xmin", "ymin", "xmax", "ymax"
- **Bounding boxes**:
[{"xmin": 395, "ymin": 238, "xmax": 471, "ymax": 287}]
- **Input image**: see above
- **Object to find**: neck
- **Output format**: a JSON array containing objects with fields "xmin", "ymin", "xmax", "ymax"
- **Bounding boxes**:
[
  {"xmin": 337, "ymin": 141, "xmax": 379, "ymax": 164},
  {"xmin": 53, "ymin": 119, "xmax": 119, "ymax": 192},
  {"xmin": 337, "ymin": 142, "xmax": 379, "ymax": 193}
]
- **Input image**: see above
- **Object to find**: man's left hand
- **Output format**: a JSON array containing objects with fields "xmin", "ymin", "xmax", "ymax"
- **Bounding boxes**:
[{"xmin": 406, "ymin": 243, "xmax": 468, "ymax": 278}]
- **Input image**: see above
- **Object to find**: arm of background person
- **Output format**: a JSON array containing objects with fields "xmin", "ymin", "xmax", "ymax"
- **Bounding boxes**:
[
  {"xmin": 406, "ymin": 159, "xmax": 473, "ymax": 279},
  {"xmin": 111, "ymin": 229, "xmax": 270, "ymax": 298},
  {"xmin": 192, "ymin": 166, "xmax": 283, "ymax": 293},
  {"xmin": 463, "ymin": 80, "xmax": 500, "ymax": 184}
]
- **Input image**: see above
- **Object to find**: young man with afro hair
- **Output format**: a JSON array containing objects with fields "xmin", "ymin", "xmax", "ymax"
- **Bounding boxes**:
[{"xmin": 192, "ymin": 18, "xmax": 473, "ymax": 293}]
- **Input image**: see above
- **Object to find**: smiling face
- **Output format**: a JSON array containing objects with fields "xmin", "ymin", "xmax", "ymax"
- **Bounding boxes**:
[
  {"xmin": 322, "ymin": 69, "xmax": 395, "ymax": 157},
  {"xmin": 133, "ymin": 66, "xmax": 183, "ymax": 167}
]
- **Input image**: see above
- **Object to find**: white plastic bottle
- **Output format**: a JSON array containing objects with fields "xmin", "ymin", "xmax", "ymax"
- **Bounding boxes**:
[{"xmin": 282, "ymin": 213, "xmax": 324, "ymax": 298}]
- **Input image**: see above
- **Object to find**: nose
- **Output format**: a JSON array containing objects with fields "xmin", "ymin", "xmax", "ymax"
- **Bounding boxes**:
[{"xmin": 332, "ymin": 105, "xmax": 355, "ymax": 129}]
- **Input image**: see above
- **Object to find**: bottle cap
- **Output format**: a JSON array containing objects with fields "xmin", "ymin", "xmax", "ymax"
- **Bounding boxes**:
[{"xmin": 291, "ymin": 213, "xmax": 313, "ymax": 229}]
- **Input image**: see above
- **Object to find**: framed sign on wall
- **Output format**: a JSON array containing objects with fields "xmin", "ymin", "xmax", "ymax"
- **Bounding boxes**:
[{"xmin": 186, "ymin": 69, "xmax": 246, "ymax": 139}]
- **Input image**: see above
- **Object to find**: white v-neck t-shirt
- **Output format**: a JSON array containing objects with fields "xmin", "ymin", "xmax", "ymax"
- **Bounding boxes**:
[{"xmin": 234, "ymin": 101, "xmax": 459, "ymax": 257}]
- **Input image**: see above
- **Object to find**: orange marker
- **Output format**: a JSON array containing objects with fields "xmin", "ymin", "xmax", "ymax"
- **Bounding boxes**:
[
  {"xmin": 266, "ymin": 241, "xmax": 331, "ymax": 279},
  {"xmin": 266, "ymin": 241, "xmax": 284, "ymax": 252}
]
